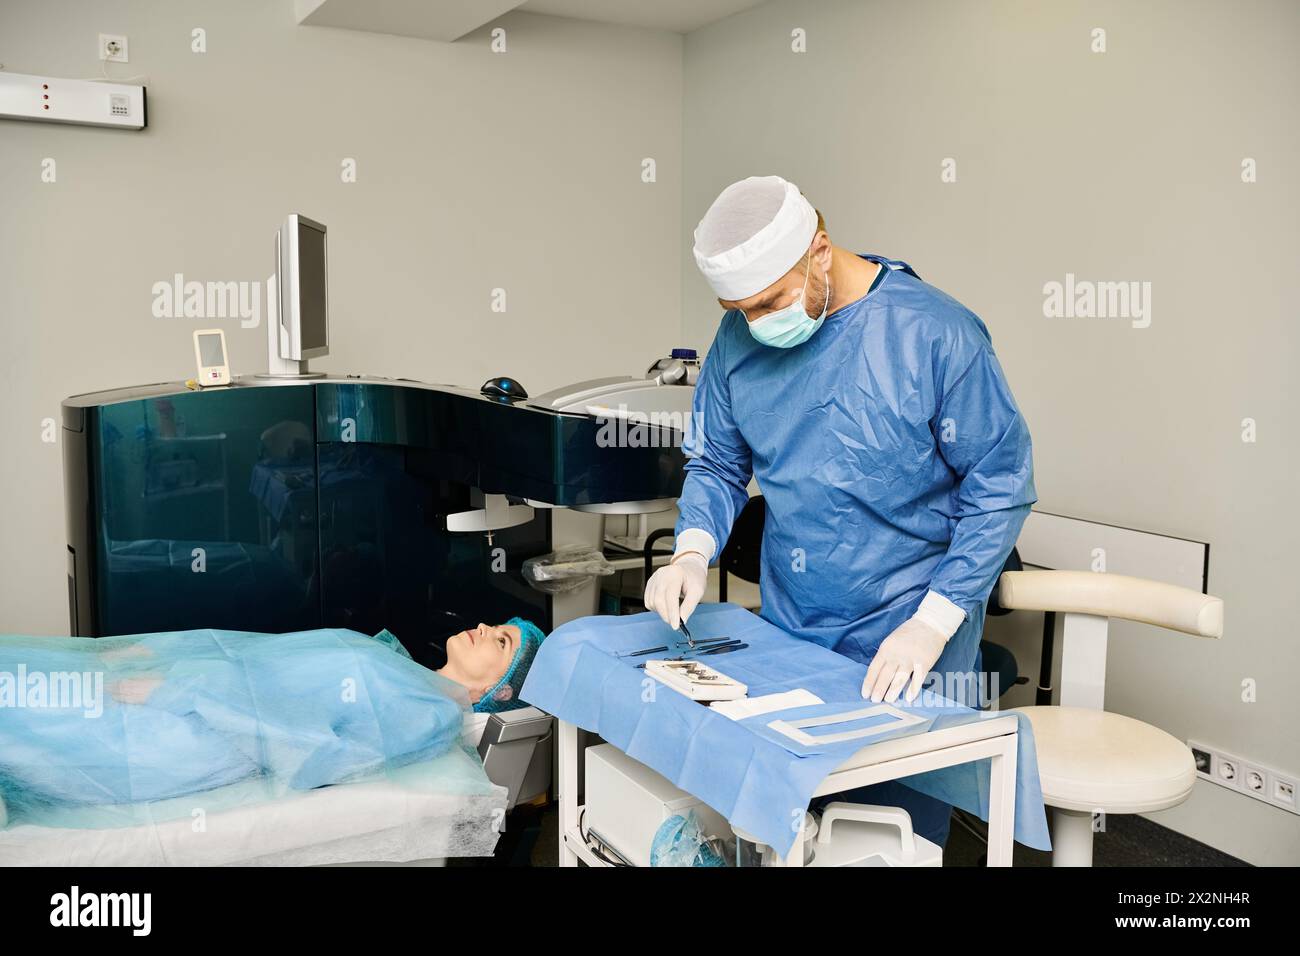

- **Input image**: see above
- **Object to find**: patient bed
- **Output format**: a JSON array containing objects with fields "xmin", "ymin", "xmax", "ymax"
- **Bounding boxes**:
[{"xmin": 0, "ymin": 706, "xmax": 553, "ymax": 867}]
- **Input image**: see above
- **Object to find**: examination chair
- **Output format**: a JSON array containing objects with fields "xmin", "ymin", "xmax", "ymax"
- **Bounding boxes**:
[{"xmin": 997, "ymin": 570, "xmax": 1224, "ymax": 866}]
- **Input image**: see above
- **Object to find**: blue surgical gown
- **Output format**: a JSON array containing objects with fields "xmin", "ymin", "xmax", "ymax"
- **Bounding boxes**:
[{"xmin": 677, "ymin": 255, "xmax": 1036, "ymax": 680}]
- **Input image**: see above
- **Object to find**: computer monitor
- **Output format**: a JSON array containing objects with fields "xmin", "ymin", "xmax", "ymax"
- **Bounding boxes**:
[{"xmin": 275, "ymin": 214, "xmax": 328, "ymax": 361}]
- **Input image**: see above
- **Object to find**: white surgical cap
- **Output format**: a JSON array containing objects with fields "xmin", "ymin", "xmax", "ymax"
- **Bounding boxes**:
[{"xmin": 693, "ymin": 175, "xmax": 818, "ymax": 301}]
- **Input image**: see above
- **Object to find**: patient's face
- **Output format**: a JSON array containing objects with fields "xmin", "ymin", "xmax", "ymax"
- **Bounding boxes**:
[{"xmin": 444, "ymin": 623, "xmax": 521, "ymax": 701}]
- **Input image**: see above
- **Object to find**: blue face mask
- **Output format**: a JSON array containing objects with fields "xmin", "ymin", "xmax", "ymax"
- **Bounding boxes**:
[{"xmin": 744, "ymin": 253, "xmax": 830, "ymax": 349}]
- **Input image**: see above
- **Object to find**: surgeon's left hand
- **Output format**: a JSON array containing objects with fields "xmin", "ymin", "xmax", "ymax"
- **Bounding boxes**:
[{"xmin": 862, "ymin": 617, "xmax": 950, "ymax": 704}]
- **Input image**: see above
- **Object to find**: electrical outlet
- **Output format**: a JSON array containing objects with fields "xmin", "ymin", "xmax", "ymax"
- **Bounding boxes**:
[
  {"xmin": 1216, "ymin": 757, "xmax": 1237, "ymax": 784},
  {"xmin": 1189, "ymin": 740, "xmax": 1299, "ymax": 816},
  {"xmin": 1241, "ymin": 766, "xmax": 1267, "ymax": 795},
  {"xmin": 99, "ymin": 33, "xmax": 128, "ymax": 63}
]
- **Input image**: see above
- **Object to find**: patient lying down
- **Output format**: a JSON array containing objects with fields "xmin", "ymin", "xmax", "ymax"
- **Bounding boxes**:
[
  {"xmin": 439, "ymin": 618, "xmax": 547, "ymax": 714},
  {"xmin": 104, "ymin": 619, "xmax": 545, "ymax": 714},
  {"xmin": 0, "ymin": 620, "xmax": 545, "ymax": 828}
]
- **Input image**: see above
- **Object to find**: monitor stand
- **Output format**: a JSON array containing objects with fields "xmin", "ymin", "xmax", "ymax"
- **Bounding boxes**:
[{"xmin": 255, "ymin": 273, "xmax": 325, "ymax": 379}]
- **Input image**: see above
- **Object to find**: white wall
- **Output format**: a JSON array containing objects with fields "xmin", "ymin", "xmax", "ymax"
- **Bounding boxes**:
[
  {"xmin": 683, "ymin": 0, "xmax": 1300, "ymax": 864},
  {"xmin": 0, "ymin": 1, "xmax": 683, "ymax": 632},
  {"xmin": 3, "ymin": 0, "xmax": 1295, "ymax": 866}
]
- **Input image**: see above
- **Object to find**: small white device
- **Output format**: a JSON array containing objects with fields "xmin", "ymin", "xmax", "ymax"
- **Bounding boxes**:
[
  {"xmin": 584, "ymin": 744, "xmax": 731, "ymax": 867},
  {"xmin": 645, "ymin": 659, "xmax": 747, "ymax": 702},
  {"xmin": 0, "ymin": 72, "xmax": 146, "ymax": 130},
  {"xmin": 192, "ymin": 329, "xmax": 231, "ymax": 387}
]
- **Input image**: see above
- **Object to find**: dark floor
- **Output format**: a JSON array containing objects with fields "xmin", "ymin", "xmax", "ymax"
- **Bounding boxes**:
[
  {"xmin": 944, "ymin": 809, "xmax": 1248, "ymax": 867},
  {"xmin": 478, "ymin": 803, "xmax": 1247, "ymax": 867}
]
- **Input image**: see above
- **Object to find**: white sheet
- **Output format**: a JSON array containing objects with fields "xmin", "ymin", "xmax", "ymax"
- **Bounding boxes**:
[{"xmin": 0, "ymin": 729, "xmax": 506, "ymax": 867}]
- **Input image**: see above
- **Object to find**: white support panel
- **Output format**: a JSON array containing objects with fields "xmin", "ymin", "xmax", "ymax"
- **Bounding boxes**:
[
  {"xmin": 295, "ymin": 0, "xmax": 526, "ymax": 41},
  {"xmin": 985, "ymin": 734, "xmax": 1019, "ymax": 867},
  {"xmin": 1058, "ymin": 613, "xmax": 1110, "ymax": 710},
  {"xmin": 557, "ymin": 720, "xmax": 580, "ymax": 867},
  {"xmin": 0, "ymin": 73, "xmax": 145, "ymax": 130},
  {"xmin": 1016, "ymin": 510, "xmax": 1208, "ymax": 592}
]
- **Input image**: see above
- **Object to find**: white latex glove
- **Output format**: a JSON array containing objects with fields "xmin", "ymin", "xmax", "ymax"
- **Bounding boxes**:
[
  {"xmin": 643, "ymin": 551, "xmax": 708, "ymax": 631},
  {"xmin": 862, "ymin": 618, "xmax": 947, "ymax": 703},
  {"xmin": 862, "ymin": 593, "xmax": 965, "ymax": 703}
]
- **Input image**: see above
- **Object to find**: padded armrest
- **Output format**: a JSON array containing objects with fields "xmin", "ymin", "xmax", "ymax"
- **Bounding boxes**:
[{"xmin": 998, "ymin": 570, "xmax": 1222, "ymax": 638}]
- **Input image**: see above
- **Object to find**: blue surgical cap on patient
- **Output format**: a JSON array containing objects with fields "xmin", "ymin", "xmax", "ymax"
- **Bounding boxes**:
[{"xmin": 473, "ymin": 617, "xmax": 546, "ymax": 714}]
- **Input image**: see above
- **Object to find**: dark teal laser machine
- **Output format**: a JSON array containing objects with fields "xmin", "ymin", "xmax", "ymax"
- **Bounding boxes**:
[{"xmin": 61, "ymin": 216, "xmax": 691, "ymax": 668}]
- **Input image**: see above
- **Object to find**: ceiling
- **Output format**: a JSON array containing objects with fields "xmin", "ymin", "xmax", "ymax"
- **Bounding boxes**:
[
  {"xmin": 521, "ymin": 0, "xmax": 767, "ymax": 34},
  {"xmin": 295, "ymin": 0, "xmax": 768, "ymax": 41}
]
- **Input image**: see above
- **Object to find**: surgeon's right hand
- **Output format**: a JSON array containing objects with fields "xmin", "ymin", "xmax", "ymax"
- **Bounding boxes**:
[{"xmin": 644, "ymin": 551, "xmax": 709, "ymax": 631}]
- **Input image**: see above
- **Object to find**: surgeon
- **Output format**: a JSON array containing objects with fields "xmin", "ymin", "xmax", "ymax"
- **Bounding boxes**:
[{"xmin": 643, "ymin": 175, "xmax": 1035, "ymax": 846}]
